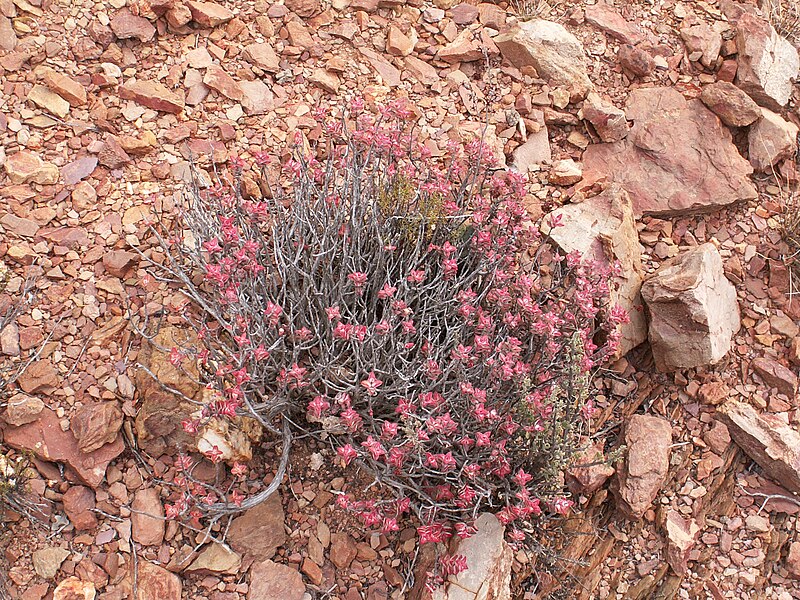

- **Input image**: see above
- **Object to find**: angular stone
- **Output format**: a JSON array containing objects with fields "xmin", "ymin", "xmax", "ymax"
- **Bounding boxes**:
[
  {"xmin": 359, "ymin": 47, "xmax": 402, "ymax": 87},
  {"xmin": 28, "ymin": 84, "xmax": 71, "ymax": 118},
  {"xmin": 227, "ymin": 492, "xmax": 286, "ymax": 560},
  {"xmin": 203, "ymin": 64, "xmax": 243, "ymax": 101},
  {"xmin": 127, "ymin": 561, "xmax": 181, "ymax": 600},
  {"xmin": 751, "ymin": 356, "xmax": 798, "ymax": 397},
  {"xmin": 70, "ymin": 402, "xmax": 123, "ymax": 453},
  {"xmin": 736, "ymin": 12, "xmax": 799, "ymax": 110},
  {"xmin": 62, "ymin": 156, "xmax": 98, "ymax": 185},
  {"xmin": 248, "ymin": 560, "xmax": 305, "ymax": 600},
  {"xmin": 131, "ymin": 488, "xmax": 165, "ymax": 546},
  {"xmin": 103, "ymin": 250, "xmax": 139, "ymax": 277},
  {"xmin": 33, "ymin": 547, "xmax": 71, "ymax": 579},
  {"xmin": 17, "ymin": 360, "xmax": 59, "ymax": 394},
  {"xmin": 110, "ymin": 9, "xmax": 156, "ymax": 42},
  {"xmin": 642, "ymin": 243, "xmax": 740, "ymax": 371},
  {"xmin": 53, "ymin": 577, "xmax": 95, "ymax": 600},
  {"xmin": 62, "ymin": 485, "xmax": 98, "ymax": 531},
  {"xmin": 41, "ymin": 69, "xmax": 87, "ymax": 107},
  {"xmin": 700, "ymin": 81, "xmax": 761, "ymax": 127},
  {"xmin": 2, "ymin": 393, "xmax": 44, "ymax": 426},
  {"xmin": 585, "ymin": 2, "xmax": 645, "ymax": 45},
  {"xmin": 582, "ymin": 87, "xmax": 757, "ymax": 216},
  {"xmin": 330, "ymin": 532, "xmax": 357, "ymax": 569},
  {"xmin": 0, "ymin": 15, "xmax": 17, "ymax": 51},
  {"xmin": 786, "ymin": 541, "xmax": 800, "ymax": 579},
  {"xmin": 566, "ymin": 439, "xmax": 615, "ymax": 495},
  {"xmin": 544, "ymin": 184, "xmax": 647, "ymax": 357},
  {"xmin": 748, "ymin": 108, "xmax": 799, "ymax": 172},
  {"xmin": 166, "ymin": 3, "xmax": 192, "ymax": 28},
  {"xmin": 72, "ymin": 181, "xmax": 98, "ymax": 212},
  {"xmin": 512, "ymin": 128, "xmax": 550, "ymax": 171},
  {"xmin": 718, "ymin": 400, "xmax": 800, "ymax": 494},
  {"xmin": 404, "ymin": 56, "xmax": 439, "ymax": 86},
  {"xmin": 4, "ymin": 150, "xmax": 59, "ymax": 185},
  {"xmin": 242, "ymin": 42, "xmax": 280, "ymax": 73},
  {"xmin": 387, "ymin": 25, "xmax": 415, "ymax": 56},
  {"xmin": 495, "ymin": 19, "xmax": 593, "ymax": 101},
  {"xmin": 618, "ymin": 43, "xmax": 655, "ymax": 78},
  {"xmin": 0, "ymin": 323, "xmax": 19, "ymax": 356},
  {"xmin": 98, "ymin": 136, "xmax": 132, "ymax": 169},
  {"xmin": 665, "ymin": 511, "xmax": 702, "ymax": 575},
  {"xmin": 186, "ymin": 0, "xmax": 234, "ymax": 27},
  {"xmin": 308, "ymin": 68, "xmax": 339, "ymax": 94},
  {"xmin": 439, "ymin": 513, "xmax": 511, "ymax": 599},
  {"xmin": 549, "ymin": 158, "xmax": 582, "ymax": 185},
  {"xmin": 120, "ymin": 80, "xmax": 185, "ymax": 114},
  {"xmin": 3, "ymin": 407, "xmax": 124, "ymax": 488},
  {"xmin": 239, "ymin": 80, "xmax": 275, "ymax": 116},
  {"xmin": 185, "ymin": 543, "xmax": 241, "ymax": 574},
  {"xmin": 1, "ymin": 213, "xmax": 38, "ymax": 238},
  {"xmin": 285, "ymin": 0, "xmax": 320, "ymax": 17},
  {"xmin": 581, "ymin": 92, "xmax": 629, "ymax": 142},
  {"xmin": 612, "ymin": 415, "xmax": 672, "ymax": 519},
  {"xmin": 680, "ymin": 22, "xmax": 722, "ymax": 69}
]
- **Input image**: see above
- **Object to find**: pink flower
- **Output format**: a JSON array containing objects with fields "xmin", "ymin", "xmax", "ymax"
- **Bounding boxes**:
[
  {"xmin": 401, "ymin": 319, "xmax": 416, "ymax": 335},
  {"xmin": 381, "ymin": 421, "xmax": 399, "ymax": 439},
  {"xmin": 361, "ymin": 371, "xmax": 383, "ymax": 396},
  {"xmin": 340, "ymin": 408, "xmax": 363, "ymax": 432},
  {"xmin": 307, "ymin": 396, "xmax": 331, "ymax": 418},
  {"xmin": 361, "ymin": 436, "xmax": 386, "ymax": 460},
  {"xmin": 513, "ymin": 469, "xmax": 533, "ymax": 487},
  {"xmin": 407, "ymin": 269, "xmax": 425, "ymax": 284},
  {"xmin": 348, "ymin": 271, "xmax": 368, "ymax": 288},
  {"xmin": 231, "ymin": 462, "xmax": 248, "ymax": 477},
  {"xmin": 169, "ymin": 347, "xmax": 184, "ymax": 366},
  {"xmin": 325, "ymin": 305, "xmax": 341, "ymax": 321},
  {"xmin": 378, "ymin": 283, "xmax": 397, "ymax": 299},
  {"xmin": 337, "ymin": 444, "xmax": 358, "ymax": 465},
  {"xmin": 418, "ymin": 522, "xmax": 447, "ymax": 545},
  {"xmin": 375, "ymin": 320, "xmax": 391, "ymax": 335}
]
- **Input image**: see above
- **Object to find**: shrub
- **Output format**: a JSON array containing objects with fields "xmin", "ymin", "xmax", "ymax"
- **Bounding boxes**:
[{"xmin": 145, "ymin": 99, "xmax": 624, "ymax": 587}]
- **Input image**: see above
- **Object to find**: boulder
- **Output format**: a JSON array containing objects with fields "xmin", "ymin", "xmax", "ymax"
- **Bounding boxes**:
[
  {"xmin": 227, "ymin": 492, "xmax": 287, "ymax": 559},
  {"xmin": 248, "ymin": 560, "xmax": 305, "ymax": 600},
  {"xmin": 699, "ymin": 81, "xmax": 761, "ymax": 127},
  {"xmin": 735, "ymin": 12, "xmax": 799, "ymax": 110},
  {"xmin": 582, "ymin": 87, "xmax": 757, "ymax": 216},
  {"xmin": 612, "ymin": 414, "xmax": 672, "ymax": 519},
  {"xmin": 580, "ymin": 92, "xmax": 629, "ymax": 142},
  {"xmin": 495, "ymin": 19, "xmax": 593, "ymax": 101},
  {"xmin": 641, "ymin": 243, "xmax": 740, "ymax": 371},
  {"xmin": 748, "ymin": 108, "xmax": 799, "ymax": 172},
  {"xmin": 542, "ymin": 184, "xmax": 647, "ymax": 357},
  {"xmin": 718, "ymin": 400, "xmax": 800, "ymax": 494}
]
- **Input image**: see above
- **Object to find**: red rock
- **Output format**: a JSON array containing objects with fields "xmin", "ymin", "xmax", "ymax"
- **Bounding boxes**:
[
  {"xmin": 103, "ymin": 250, "xmax": 139, "ymax": 277},
  {"xmin": 228, "ymin": 492, "xmax": 286, "ymax": 559},
  {"xmin": 62, "ymin": 156, "xmax": 98, "ymax": 185},
  {"xmin": 719, "ymin": 400, "xmax": 800, "ymax": 494},
  {"xmin": 358, "ymin": 47, "xmax": 402, "ymax": 87},
  {"xmin": 242, "ymin": 42, "xmax": 280, "ymax": 73},
  {"xmin": 127, "ymin": 561, "xmax": 181, "ymax": 600},
  {"xmin": 736, "ymin": 12, "xmax": 799, "ymax": 110},
  {"xmin": 309, "ymin": 68, "xmax": 340, "ymax": 94},
  {"xmin": 284, "ymin": 0, "xmax": 320, "ymax": 17},
  {"xmin": 1, "ymin": 213, "xmax": 39, "ymax": 238},
  {"xmin": 585, "ymin": 2, "xmax": 645, "ymax": 45},
  {"xmin": 110, "ymin": 9, "xmax": 156, "ymax": 42},
  {"xmin": 186, "ymin": 0, "xmax": 234, "ymax": 27},
  {"xmin": 203, "ymin": 64, "xmax": 243, "ymax": 101},
  {"xmin": 612, "ymin": 414, "xmax": 672, "ymax": 519},
  {"xmin": 166, "ymin": 3, "xmax": 192, "ymax": 28},
  {"xmin": 4, "ymin": 150, "xmax": 59, "ymax": 185},
  {"xmin": 329, "ymin": 532, "xmax": 357, "ymax": 569},
  {"xmin": 62, "ymin": 486, "xmax": 98, "ymax": 531},
  {"xmin": 386, "ymin": 25, "xmax": 415, "ymax": 57},
  {"xmin": 41, "ymin": 68, "xmax": 87, "ymax": 107},
  {"xmin": 248, "ymin": 560, "xmax": 305, "ymax": 600},
  {"xmin": 751, "ymin": 356, "xmax": 798, "ymax": 397},
  {"xmin": 120, "ymin": 80, "xmax": 186, "ymax": 114},
  {"xmin": 566, "ymin": 439, "xmax": 615, "ymax": 495},
  {"xmin": 3, "ymin": 407, "xmax": 124, "ymax": 488},
  {"xmin": 617, "ymin": 43, "xmax": 655, "ymax": 78},
  {"xmin": 437, "ymin": 28, "xmax": 486, "ymax": 63},
  {"xmin": 642, "ymin": 243, "xmax": 740, "ymax": 371},
  {"xmin": 2, "ymin": 393, "xmax": 44, "ymax": 426},
  {"xmin": 239, "ymin": 80, "xmax": 275, "ymax": 116},
  {"xmin": 301, "ymin": 558, "xmax": 322, "ymax": 585},
  {"xmin": 53, "ymin": 577, "xmax": 95, "ymax": 600},
  {"xmin": 748, "ymin": 108, "xmax": 799, "ymax": 172},
  {"xmin": 451, "ymin": 3, "xmax": 479, "ymax": 25},
  {"xmin": 582, "ymin": 87, "xmax": 757, "ymax": 216},
  {"xmin": 581, "ymin": 91, "xmax": 629, "ymax": 142},
  {"xmin": 700, "ymin": 81, "xmax": 761, "ymax": 127},
  {"xmin": 98, "ymin": 136, "xmax": 132, "ymax": 169},
  {"xmin": 786, "ymin": 541, "xmax": 800, "ymax": 579},
  {"xmin": 16, "ymin": 360, "xmax": 59, "ymax": 394},
  {"xmin": 404, "ymin": 56, "xmax": 439, "ymax": 85},
  {"xmin": 680, "ymin": 22, "xmax": 722, "ymax": 69},
  {"xmin": 131, "ymin": 488, "xmax": 165, "ymax": 546},
  {"xmin": 0, "ymin": 15, "xmax": 17, "ymax": 51},
  {"xmin": 70, "ymin": 402, "xmax": 123, "ymax": 453},
  {"xmin": 664, "ymin": 511, "xmax": 702, "ymax": 575}
]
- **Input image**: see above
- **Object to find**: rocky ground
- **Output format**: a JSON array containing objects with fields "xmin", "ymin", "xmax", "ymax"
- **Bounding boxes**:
[{"xmin": 1, "ymin": 0, "xmax": 800, "ymax": 598}]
